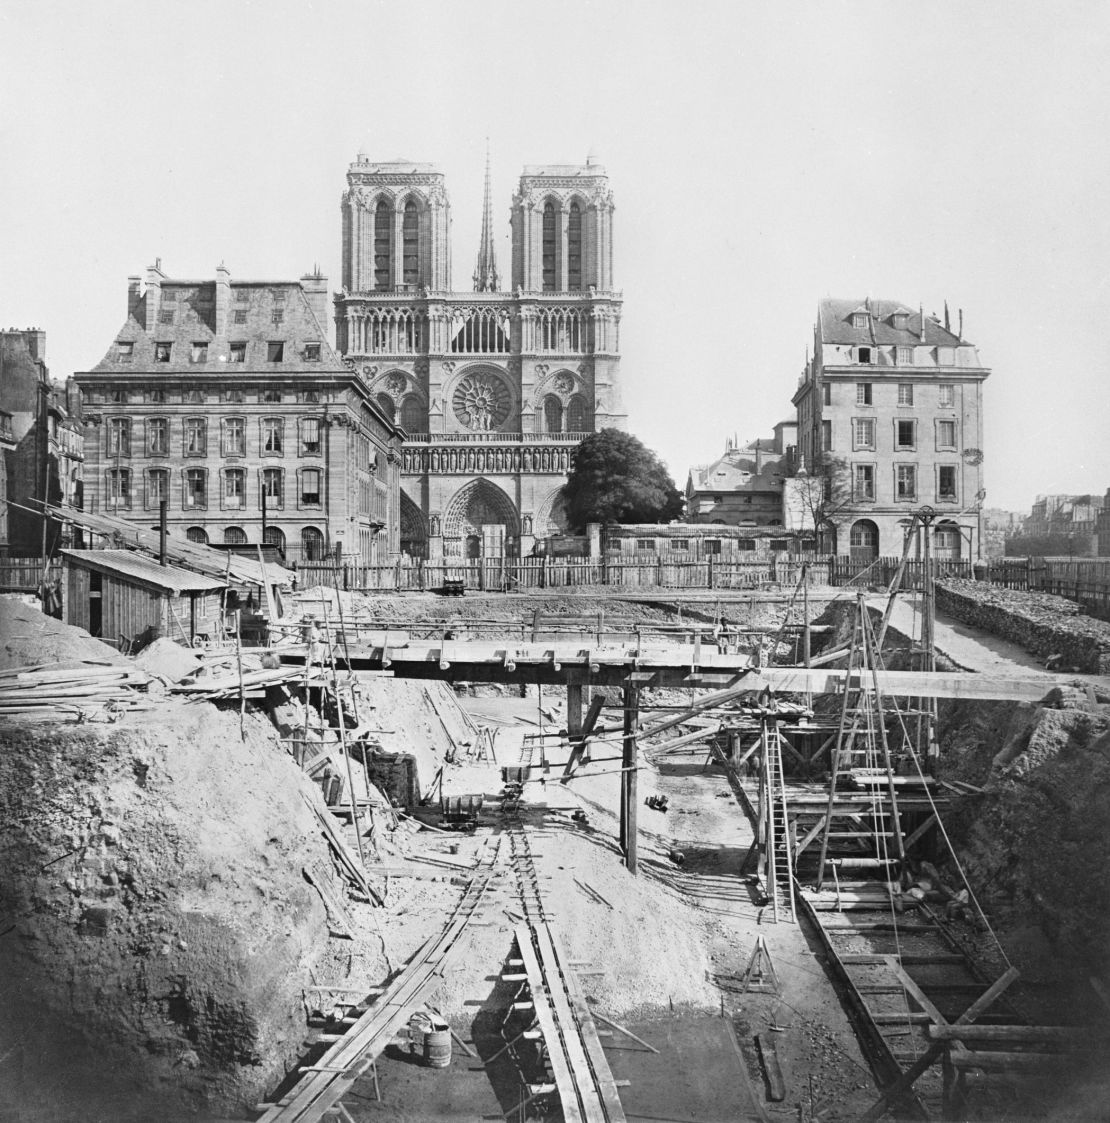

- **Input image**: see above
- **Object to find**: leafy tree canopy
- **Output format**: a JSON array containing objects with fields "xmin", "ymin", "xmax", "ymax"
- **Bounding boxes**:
[{"xmin": 563, "ymin": 429, "xmax": 683, "ymax": 532}]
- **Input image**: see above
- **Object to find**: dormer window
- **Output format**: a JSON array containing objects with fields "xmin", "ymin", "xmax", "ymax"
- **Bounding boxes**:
[
  {"xmin": 893, "ymin": 312, "xmax": 910, "ymax": 330},
  {"xmin": 851, "ymin": 312, "xmax": 868, "ymax": 329},
  {"xmin": 117, "ymin": 341, "xmax": 134, "ymax": 363},
  {"xmin": 857, "ymin": 346, "xmax": 872, "ymax": 364}
]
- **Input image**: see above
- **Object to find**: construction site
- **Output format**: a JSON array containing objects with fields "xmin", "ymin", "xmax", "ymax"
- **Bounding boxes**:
[{"xmin": 2, "ymin": 513, "xmax": 1110, "ymax": 1123}]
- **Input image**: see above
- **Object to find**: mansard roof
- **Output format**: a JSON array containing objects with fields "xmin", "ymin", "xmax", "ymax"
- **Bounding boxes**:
[
  {"xmin": 818, "ymin": 298, "xmax": 965, "ymax": 347},
  {"xmin": 86, "ymin": 279, "xmax": 344, "ymax": 376},
  {"xmin": 687, "ymin": 443, "xmax": 789, "ymax": 495}
]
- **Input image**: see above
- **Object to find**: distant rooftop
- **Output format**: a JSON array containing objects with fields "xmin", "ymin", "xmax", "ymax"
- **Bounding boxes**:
[
  {"xmin": 818, "ymin": 297, "xmax": 967, "ymax": 348},
  {"xmin": 349, "ymin": 156, "xmax": 442, "ymax": 174}
]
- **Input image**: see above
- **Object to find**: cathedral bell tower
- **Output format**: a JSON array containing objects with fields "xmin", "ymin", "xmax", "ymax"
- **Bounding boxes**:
[{"xmin": 340, "ymin": 156, "xmax": 451, "ymax": 295}]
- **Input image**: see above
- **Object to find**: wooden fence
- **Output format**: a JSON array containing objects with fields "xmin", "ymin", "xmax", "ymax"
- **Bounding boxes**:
[
  {"xmin": 7, "ymin": 550, "xmax": 1106, "ymax": 620},
  {"xmin": 295, "ymin": 555, "xmax": 981, "ymax": 594},
  {"xmin": 0, "ymin": 557, "xmax": 61, "ymax": 593},
  {"xmin": 296, "ymin": 555, "xmax": 832, "ymax": 593}
]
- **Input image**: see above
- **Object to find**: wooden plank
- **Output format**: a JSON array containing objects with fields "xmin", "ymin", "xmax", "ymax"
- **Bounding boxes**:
[
  {"xmin": 754, "ymin": 1033, "xmax": 786, "ymax": 1102},
  {"xmin": 544, "ymin": 925, "xmax": 627, "ymax": 1121},
  {"xmin": 532, "ymin": 925, "xmax": 609, "ymax": 1122},
  {"xmin": 514, "ymin": 925, "xmax": 585, "ymax": 1123},
  {"xmin": 947, "ymin": 1049, "xmax": 1062, "ymax": 1072},
  {"xmin": 254, "ymin": 845, "xmax": 500, "ymax": 1123},
  {"xmin": 302, "ymin": 863, "xmax": 354, "ymax": 938},
  {"xmin": 928, "ymin": 1025, "xmax": 1094, "ymax": 1044}
]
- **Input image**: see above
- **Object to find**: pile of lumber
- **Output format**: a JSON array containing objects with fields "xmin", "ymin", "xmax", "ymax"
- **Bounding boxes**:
[
  {"xmin": 171, "ymin": 664, "xmax": 326, "ymax": 701},
  {"xmin": 0, "ymin": 662, "xmax": 152, "ymax": 720}
]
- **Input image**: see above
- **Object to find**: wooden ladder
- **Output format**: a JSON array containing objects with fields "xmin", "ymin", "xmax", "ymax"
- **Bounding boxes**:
[
  {"xmin": 815, "ymin": 595, "xmax": 906, "ymax": 891},
  {"xmin": 763, "ymin": 717, "xmax": 795, "ymax": 923}
]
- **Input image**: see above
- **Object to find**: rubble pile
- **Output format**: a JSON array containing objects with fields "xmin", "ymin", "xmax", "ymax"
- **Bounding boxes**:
[{"xmin": 936, "ymin": 579, "xmax": 1110, "ymax": 672}]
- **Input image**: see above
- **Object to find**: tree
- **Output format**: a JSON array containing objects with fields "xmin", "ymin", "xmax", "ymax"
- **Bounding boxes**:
[
  {"xmin": 784, "ymin": 453, "xmax": 852, "ymax": 552},
  {"xmin": 563, "ymin": 429, "xmax": 683, "ymax": 532}
]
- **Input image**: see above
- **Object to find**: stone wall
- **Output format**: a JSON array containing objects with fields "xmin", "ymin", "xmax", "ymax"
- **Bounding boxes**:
[{"xmin": 936, "ymin": 579, "xmax": 1110, "ymax": 673}]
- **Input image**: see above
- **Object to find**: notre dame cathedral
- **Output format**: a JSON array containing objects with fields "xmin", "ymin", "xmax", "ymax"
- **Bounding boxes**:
[{"xmin": 334, "ymin": 151, "xmax": 624, "ymax": 558}]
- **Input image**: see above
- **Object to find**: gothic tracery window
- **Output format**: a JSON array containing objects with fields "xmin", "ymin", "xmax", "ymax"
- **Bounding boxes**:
[
  {"xmin": 567, "ymin": 202, "xmax": 582, "ymax": 290},
  {"xmin": 374, "ymin": 199, "xmax": 391, "ymax": 289},
  {"xmin": 542, "ymin": 202, "xmax": 557, "ymax": 291},
  {"xmin": 400, "ymin": 394, "xmax": 424, "ymax": 432},
  {"xmin": 543, "ymin": 394, "xmax": 563, "ymax": 434},
  {"xmin": 566, "ymin": 394, "xmax": 588, "ymax": 432},
  {"xmin": 403, "ymin": 199, "xmax": 419, "ymax": 286},
  {"xmin": 452, "ymin": 372, "xmax": 511, "ymax": 431}
]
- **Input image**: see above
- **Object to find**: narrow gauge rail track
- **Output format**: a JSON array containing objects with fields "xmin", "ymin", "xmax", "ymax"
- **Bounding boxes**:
[
  {"xmin": 253, "ymin": 839, "xmax": 503, "ymax": 1123},
  {"xmin": 499, "ymin": 812, "xmax": 626, "ymax": 1122},
  {"xmin": 798, "ymin": 883, "xmax": 1033, "ymax": 1119}
]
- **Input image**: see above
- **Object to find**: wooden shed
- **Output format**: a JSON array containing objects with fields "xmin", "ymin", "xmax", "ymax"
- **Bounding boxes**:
[{"xmin": 62, "ymin": 549, "xmax": 228, "ymax": 649}]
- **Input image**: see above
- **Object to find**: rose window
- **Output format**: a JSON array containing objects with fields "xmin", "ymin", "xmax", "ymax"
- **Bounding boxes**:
[{"xmin": 452, "ymin": 373, "xmax": 511, "ymax": 431}]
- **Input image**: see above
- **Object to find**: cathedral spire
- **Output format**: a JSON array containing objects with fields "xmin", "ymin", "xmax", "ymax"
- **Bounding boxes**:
[{"xmin": 472, "ymin": 139, "xmax": 500, "ymax": 292}]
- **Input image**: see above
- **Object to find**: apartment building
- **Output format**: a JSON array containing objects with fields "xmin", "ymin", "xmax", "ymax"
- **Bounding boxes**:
[
  {"xmin": 793, "ymin": 298, "xmax": 989, "ymax": 559},
  {"xmin": 75, "ymin": 264, "xmax": 403, "ymax": 564}
]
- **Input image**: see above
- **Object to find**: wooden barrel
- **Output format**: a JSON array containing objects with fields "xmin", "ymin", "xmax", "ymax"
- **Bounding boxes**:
[{"xmin": 423, "ymin": 1023, "xmax": 452, "ymax": 1068}]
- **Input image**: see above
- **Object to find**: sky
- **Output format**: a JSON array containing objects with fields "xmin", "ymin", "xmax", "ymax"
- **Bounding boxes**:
[{"xmin": 2, "ymin": 0, "xmax": 1108, "ymax": 512}]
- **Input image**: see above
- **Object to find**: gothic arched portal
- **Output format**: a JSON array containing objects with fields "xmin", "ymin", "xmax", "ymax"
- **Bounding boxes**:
[
  {"xmin": 443, "ymin": 479, "xmax": 519, "ymax": 555},
  {"xmin": 400, "ymin": 492, "xmax": 428, "ymax": 557},
  {"xmin": 535, "ymin": 486, "xmax": 571, "ymax": 538}
]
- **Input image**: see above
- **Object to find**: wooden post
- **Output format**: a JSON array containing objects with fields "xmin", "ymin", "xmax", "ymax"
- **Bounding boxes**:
[
  {"xmin": 802, "ymin": 569, "xmax": 811, "ymax": 667},
  {"xmin": 620, "ymin": 684, "xmax": 639, "ymax": 874},
  {"xmin": 567, "ymin": 680, "xmax": 583, "ymax": 739}
]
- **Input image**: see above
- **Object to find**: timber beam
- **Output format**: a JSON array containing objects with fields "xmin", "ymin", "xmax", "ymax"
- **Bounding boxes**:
[{"xmin": 281, "ymin": 641, "xmax": 1100, "ymax": 701}]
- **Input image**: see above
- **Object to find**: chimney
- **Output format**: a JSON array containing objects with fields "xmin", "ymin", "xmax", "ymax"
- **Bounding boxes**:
[
  {"xmin": 127, "ymin": 275, "xmax": 143, "ymax": 321},
  {"xmin": 144, "ymin": 261, "xmax": 166, "ymax": 333},
  {"xmin": 23, "ymin": 329, "xmax": 46, "ymax": 361},
  {"xmin": 918, "ymin": 303, "xmax": 925, "ymax": 341},
  {"xmin": 300, "ymin": 271, "xmax": 329, "ymax": 340},
  {"xmin": 958, "ymin": 308, "xmax": 963, "ymax": 340},
  {"xmin": 215, "ymin": 262, "xmax": 231, "ymax": 338}
]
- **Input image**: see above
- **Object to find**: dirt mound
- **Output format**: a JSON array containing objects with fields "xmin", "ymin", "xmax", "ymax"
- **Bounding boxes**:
[
  {"xmin": 0, "ymin": 687, "xmax": 358, "ymax": 1120},
  {"xmin": 937, "ymin": 696, "xmax": 1110, "ymax": 998},
  {"xmin": 0, "ymin": 594, "xmax": 132, "ymax": 672},
  {"xmin": 134, "ymin": 635, "xmax": 206, "ymax": 683}
]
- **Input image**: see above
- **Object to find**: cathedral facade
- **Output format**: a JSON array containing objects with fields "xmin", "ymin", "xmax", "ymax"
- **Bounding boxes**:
[{"xmin": 334, "ymin": 152, "xmax": 624, "ymax": 558}]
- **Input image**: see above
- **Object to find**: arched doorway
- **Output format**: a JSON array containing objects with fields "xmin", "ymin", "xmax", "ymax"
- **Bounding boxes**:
[
  {"xmin": 301, "ymin": 526, "xmax": 324, "ymax": 562},
  {"xmin": 443, "ymin": 479, "xmax": 518, "ymax": 558},
  {"xmin": 400, "ymin": 492, "xmax": 428, "ymax": 558},
  {"xmin": 934, "ymin": 521, "xmax": 963, "ymax": 561},
  {"xmin": 849, "ymin": 518, "xmax": 879, "ymax": 561},
  {"xmin": 535, "ymin": 486, "xmax": 571, "ymax": 537}
]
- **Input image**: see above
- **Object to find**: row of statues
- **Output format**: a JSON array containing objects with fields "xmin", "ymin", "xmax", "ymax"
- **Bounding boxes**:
[{"xmin": 402, "ymin": 445, "xmax": 572, "ymax": 474}]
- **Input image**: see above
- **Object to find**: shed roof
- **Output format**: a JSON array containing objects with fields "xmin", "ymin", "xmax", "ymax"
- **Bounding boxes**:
[{"xmin": 62, "ymin": 550, "xmax": 227, "ymax": 593}]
